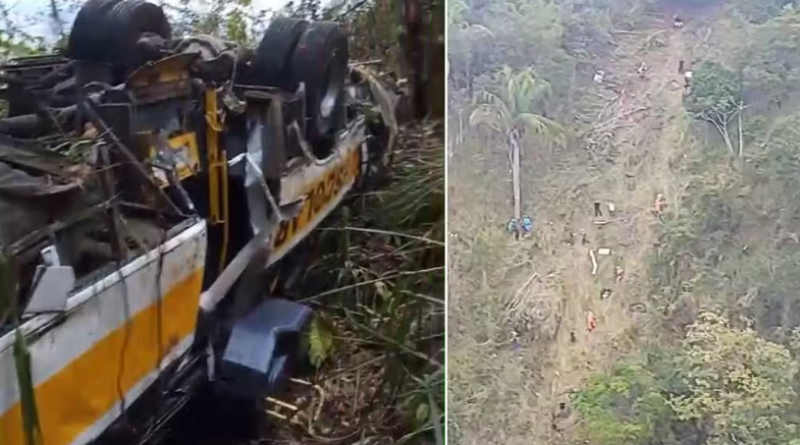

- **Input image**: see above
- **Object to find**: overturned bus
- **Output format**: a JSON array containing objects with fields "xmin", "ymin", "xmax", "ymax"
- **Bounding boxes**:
[{"xmin": 0, "ymin": 1, "xmax": 398, "ymax": 444}]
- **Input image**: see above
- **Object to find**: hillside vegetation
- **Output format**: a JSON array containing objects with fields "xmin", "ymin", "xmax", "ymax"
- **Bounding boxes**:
[
  {"xmin": 448, "ymin": 0, "xmax": 800, "ymax": 444},
  {"xmin": 0, "ymin": 0, "xmax": 444, "ymax": 444}
]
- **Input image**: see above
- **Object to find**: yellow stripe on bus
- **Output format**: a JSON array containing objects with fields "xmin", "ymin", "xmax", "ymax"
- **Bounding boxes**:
[
  {"xmin": 272, "ymin": 147, "xmax": 362, "ymax": 250},
  {"xmin": 0, "ymin": 268, "xmax": 204, "ymax": 445}
]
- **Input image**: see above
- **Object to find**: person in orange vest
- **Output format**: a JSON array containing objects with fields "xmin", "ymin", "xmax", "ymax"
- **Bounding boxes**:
[
  {"xmin": 587, "ymin": 311, "xmax": 597, "ymax": 332},
  {"xmin": 654, "ymin": 193, "xmax": 667, "ymax": 216}
]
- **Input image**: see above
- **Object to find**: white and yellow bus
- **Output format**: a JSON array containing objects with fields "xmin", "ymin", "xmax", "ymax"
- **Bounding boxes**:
[{"xmin": 0, "ymin": 2, "xmax": 397, "ymax": 444}]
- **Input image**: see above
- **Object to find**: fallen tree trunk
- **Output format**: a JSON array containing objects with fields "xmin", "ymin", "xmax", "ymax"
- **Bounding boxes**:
[{"xmin": 508, "ymin": 130, "xmax": 522, "ymax": 231}]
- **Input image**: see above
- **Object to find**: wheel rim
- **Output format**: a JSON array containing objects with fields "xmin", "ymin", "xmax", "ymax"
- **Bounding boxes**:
[{"xmin": 319, "ymin": 52, "xmax": 346, "ymax": 119}]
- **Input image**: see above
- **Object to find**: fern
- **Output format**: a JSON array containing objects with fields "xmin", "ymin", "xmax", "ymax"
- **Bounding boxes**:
[{"xmin": 307, "ymin": 314, "xmax": 335, "ymax": 368}]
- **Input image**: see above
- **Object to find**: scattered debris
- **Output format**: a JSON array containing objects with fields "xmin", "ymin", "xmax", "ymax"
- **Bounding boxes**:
[
  {"xmin": 510, "ymin": 329, "xmax": 523, "ymax": 350},
  {"xmin": 615, "ymin": 266, "xmax": 625, "ymax": 283},
  {"xmin": 636, "ymin": 61, "xmax": 648, "ymax": 78},
  {"xmin": 703, "ymin": 27, "xmax": 713, "ymax": 43},
  {"xmin": 629, "ymin": 302, "xmax": 647, "ymax": 313},
  {"xmin": 506, "ymin": 272, "xmax": 545, "ymax": 318},
  {"xmin": 593, "ymin": 70, "xmax": 605, "ymax": 84},
  {"xmin": 673, "ymin": 13, "xmax": 684, "ymax": 28},
  {"xmin": 600, "ymin": 288, "xmax": 612, "ymax": 300},
  {"xmin": 588, "ymin": 106, "xmax": 650, "ymax": 135}
]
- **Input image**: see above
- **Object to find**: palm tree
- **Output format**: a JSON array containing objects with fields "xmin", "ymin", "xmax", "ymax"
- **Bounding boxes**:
[{"xmin": 469, "ymin": 66, "xmax": 565, "ymax": 233}]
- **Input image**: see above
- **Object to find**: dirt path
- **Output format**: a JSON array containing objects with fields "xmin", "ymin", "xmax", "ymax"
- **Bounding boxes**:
[{"xmin": 524, "ymin": 17, "xmax": 695, "ymax": 442}]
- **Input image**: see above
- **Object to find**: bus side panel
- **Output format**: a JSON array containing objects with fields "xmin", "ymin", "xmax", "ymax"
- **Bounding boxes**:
[{"xmin": 0, "ymin": 221, "xmax": 207, "ymax": 445}]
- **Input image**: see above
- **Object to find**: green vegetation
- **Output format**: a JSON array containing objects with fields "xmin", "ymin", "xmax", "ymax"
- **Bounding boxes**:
[
  {"xmin": 573, "ymin": 360, "xmax": 673, "ymax": 445},
  {"xmin": 469, "ymin": 66, "xmax": 565, "ymax": 148},
  {"xmin": 732, "ymin": 0, "xmax": 791, "ymax": 24},
  {"xmin": 575, "ymin": 313, "xmax": 800, "ymax": 445},
  {"xmin": 0, "ymin": 0, "xmax": 442, "ymax": 444},
  {"xmin": 685, "ymin": 61, "xmax": 743, "ymax": 155},
  {"xmin": 302, "ymin": 121, "xmax": 444, "ymax": 444},
  {"xmin": 450, "ymin": 0, "xmax": 800, "ymax": 443},
  {"xmin": 584, "ymin": 2, "xmax": 800, "ymax": 444}
]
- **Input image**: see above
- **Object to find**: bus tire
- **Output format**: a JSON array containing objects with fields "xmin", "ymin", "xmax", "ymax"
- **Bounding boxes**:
[
  {"xmin": 106, "ymin": 0, "xmax": 172, "ymax": 65},
  {"xmin": 67, "ymin": 0, "xmax": 124, "ymax": 61},
  {"xmin": 68, "ymin": 0, "xmax": 171, "ymax": 67},
  {"xmin": 289, "ymin": 22, "xmax": 349, "ymax": 141},
  {"xmin": 250, "ymin": 17, "xmax": 309, "ymax": 90}
]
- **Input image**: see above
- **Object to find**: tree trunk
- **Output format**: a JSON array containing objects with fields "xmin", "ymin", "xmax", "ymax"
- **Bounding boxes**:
[
  {"xmin": 399, "ymin": 0, "xmax": 425, "ymax": 119},
  {"xmin": 508, "ymin": 131, "xmax": 522, "ymax": 231},
  {"xmin": 722, "ymin": 129, "xmax": 735, "ymax": 156},
  {"xmin": 399, "ymin": 0, "xmax": 444, "ymax": 120},
  {"xmin": 737, "ymin": 108, "xmax": 744, "ymax": 157},
  {"xmin": 710, "ymin": 119, "xmax": 735, "ymax": 155}
]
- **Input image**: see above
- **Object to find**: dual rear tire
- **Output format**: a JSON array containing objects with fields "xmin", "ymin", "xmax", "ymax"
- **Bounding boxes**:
[
  {"xmin": 250, "ymin": 18, "xmax": 350, "ymax": 142},
  {"xmin": 68, "ymin": 1, "xmax": 349, "ymax": 140},
  {"xmin": 68, "ymin": 0, "xmax": 171, "ymax": 67}
]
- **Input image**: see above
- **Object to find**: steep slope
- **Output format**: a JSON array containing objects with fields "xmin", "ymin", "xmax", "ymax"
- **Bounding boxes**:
[{"xmin": 449, "ymin": 11, "xmax": 710, "ymax": 445}]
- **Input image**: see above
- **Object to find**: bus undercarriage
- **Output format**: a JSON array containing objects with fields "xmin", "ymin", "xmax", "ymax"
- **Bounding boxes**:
[{"xmin": 0, "ymin": 2, "xmax": 398, "ymax": 444}]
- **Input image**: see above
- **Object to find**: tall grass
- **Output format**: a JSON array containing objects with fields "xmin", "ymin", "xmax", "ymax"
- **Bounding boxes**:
[
  {"xmin": 285, "ymin": 120, "xmax": 444, "ymax": 444},
  {"xmin": 282, "ymin": 6, "xmax": 446, "ymax": 441}
]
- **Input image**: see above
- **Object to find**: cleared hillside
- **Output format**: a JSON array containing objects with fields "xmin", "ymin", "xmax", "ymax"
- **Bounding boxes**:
[{"xmin": 449, "ymin": 0, "xmax": 800, "ymax": 443}]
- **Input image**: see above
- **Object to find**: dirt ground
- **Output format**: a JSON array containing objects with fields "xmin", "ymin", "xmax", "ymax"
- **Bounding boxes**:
[{"xmin": 448, "ymin": 12, "xmax": 706, "ymax": 445}]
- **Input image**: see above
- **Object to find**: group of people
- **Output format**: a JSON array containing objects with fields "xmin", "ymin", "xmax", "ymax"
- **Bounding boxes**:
[
  {"xmin": 506, "ymin": 12, "xmax": 684, "ymax": 350},
  {"xmin": 503, "ymin": 13, "xmax": 684, "ymax": 240},
  {"xmin": 506, "ymin": 214, "xmax": 533, "ymax": 239}
]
